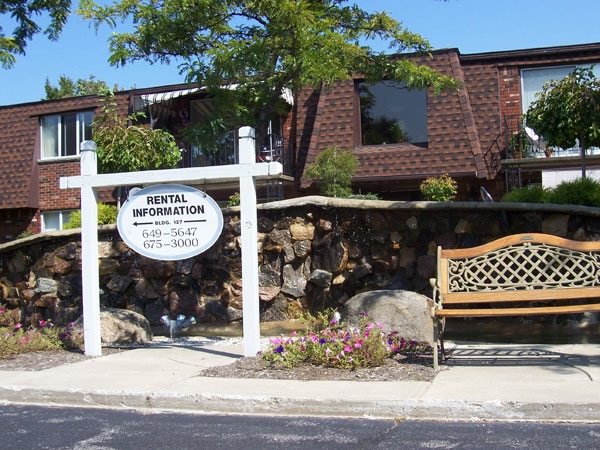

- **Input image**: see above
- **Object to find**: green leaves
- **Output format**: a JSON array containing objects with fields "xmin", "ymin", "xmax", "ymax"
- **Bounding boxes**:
[
  {"xmin": 303, "ymin": 147, "xmax": 358, "ymax": 198},
  {"xmin": 93, "ymin": 92, "xmax": 181, "ymax": 174},
  {"xmin": 419, "ymin": 174, "xmax": 458, "ymax": 202},
  {"xmin": 1, "ymin": 0, "xmax": 71, "ymax": 68},
  {"xmin": 77, "ymin": 0, "xmax": 458, "ymax": 133},
  {"xmin": 44, "ymin": 75, "xmax": 113, "ymax": 100},
  {"xmin": 526, "ymin": 67, "xmax": 600, "ymax": 153}
]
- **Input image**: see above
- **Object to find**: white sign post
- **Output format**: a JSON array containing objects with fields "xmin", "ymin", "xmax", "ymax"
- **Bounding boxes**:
[
  {"xmin": 238, "ymin": 127, "xmax": 261, "ymax": 356},
  {"xmin": 61, "ymin": 127, "xmax": 281, "ymax": 357}
]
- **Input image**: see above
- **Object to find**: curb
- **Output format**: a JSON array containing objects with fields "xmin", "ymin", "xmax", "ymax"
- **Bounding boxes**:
[{"xmin": 2, "ymin": 387, "xmax": 599, "ymax": 422}]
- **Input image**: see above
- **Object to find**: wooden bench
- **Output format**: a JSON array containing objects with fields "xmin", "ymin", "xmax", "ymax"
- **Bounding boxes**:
[{"xmin": 431, "ymin": 233, "xmax": 600, "ymax": 369}]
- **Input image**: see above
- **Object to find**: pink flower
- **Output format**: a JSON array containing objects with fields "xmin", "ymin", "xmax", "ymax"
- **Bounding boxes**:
[
  {"xmin": 39, "ymin": 320, "xmax": 46, "ymax": 327},
  {"xmin": 344, "ymin": 345, "xmax": 352, "ymax": 353},
  {"xmin": 14, "ymin": 323, "xmax": 22, "ymax": 329}
]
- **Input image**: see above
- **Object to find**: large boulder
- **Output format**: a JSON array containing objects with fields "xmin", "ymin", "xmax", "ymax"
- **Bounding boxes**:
[
  {"xmin": 76, "ymin": 307, "xmax": 153, "ymax": 346},
  {"xmin": 342, "ymin": 290, "xmax": 434, "ymax": 346}
]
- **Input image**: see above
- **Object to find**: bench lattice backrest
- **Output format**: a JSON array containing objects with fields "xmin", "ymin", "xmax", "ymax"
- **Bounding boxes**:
[
  {"xmin": 434, "ymin": 233, "xmax": 600, "ymax": 309},
  {"xmin": 447, "ymin": 241, "xmax": 600, "ymax": 293}
]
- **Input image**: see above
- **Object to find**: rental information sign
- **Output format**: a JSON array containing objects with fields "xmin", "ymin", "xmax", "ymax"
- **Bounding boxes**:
[{"xmin": 117, "ymin": 184, "xmax": 223, "ymax": 260}]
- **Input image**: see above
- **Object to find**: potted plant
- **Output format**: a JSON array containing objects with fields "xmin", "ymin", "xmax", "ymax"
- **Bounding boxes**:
[{"xmin": 507, "ymin": 129, "xmax": 528, "ymax": 159}]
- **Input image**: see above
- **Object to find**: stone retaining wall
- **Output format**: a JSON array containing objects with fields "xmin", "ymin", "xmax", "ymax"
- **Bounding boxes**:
[{"xmin": 1, "ymin": 196, "xmax": 599, "ymax": 328}]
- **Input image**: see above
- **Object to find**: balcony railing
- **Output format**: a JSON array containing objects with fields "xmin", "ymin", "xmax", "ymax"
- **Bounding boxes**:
[
  {"xmin": 504, "ymin": 114, "xmax": 600, "ymax": 159},
  {"xmin": 182, "ymin": 131, "xmax": 293, "ymax": 176}
]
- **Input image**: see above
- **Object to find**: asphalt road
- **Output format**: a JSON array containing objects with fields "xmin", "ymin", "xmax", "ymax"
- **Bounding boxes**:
[{"xmin": 1, "ymin": 404, "xmax": 599, "ymax": 449}]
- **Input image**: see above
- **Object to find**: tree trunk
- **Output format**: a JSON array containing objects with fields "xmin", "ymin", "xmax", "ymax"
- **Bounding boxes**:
[{"xmin": 581, "ymin": 137, "xmax": 587, "ymax": 179}]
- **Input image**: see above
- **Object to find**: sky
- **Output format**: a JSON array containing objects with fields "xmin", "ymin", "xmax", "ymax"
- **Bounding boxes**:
[{"xmin": 1, "ymin": 0, "xmax": 600, "ymax": 106}]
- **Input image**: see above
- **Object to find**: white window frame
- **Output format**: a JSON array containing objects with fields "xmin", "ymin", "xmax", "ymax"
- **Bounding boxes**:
[
  {"xmin": 41, "ymin": 210, "xmax": 75, "ymax": 232},
  {"xmin": 40, "ymin": 111, "xmax": 94, "ymax": 159}
]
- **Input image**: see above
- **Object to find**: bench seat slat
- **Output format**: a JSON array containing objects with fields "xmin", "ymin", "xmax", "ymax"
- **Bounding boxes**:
[
  {"xmin": 436, "ymin": 302, "xmax": 600, "ymax": 317},
  {"xmin": 441, "ymin": 287, "xmax": 600, "ymax": 304}
]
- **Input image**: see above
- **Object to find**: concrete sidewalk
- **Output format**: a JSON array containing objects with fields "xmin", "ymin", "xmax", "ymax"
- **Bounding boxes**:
[{"xmin": 0, "ymin": 338, "xmax": 599, "ymax": 422}]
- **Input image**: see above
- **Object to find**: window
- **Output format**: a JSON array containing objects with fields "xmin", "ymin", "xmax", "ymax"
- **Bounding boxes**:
[
  {"xmin": 41, "ymin": 210, "xmax": 74, "ymax": 232},
  {"xmin": 359, "ymin": 80, "xmax": 428, "ymax": 146},
  {"xmin": 521, "ymin": 65, "xmax": 600, "ymax": 156},
  {"xmin": 521, "ymin": 66, "xmax": 576, "ymax": 114},
  {"xmin": 41, "ymin": 111, "xmax": 94, "ymax": 159}
]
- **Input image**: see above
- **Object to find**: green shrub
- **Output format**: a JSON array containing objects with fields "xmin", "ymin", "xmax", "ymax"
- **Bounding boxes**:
[
  {"xmin": 347, "ymin": 193, "xmax": 381, "ymax": 200},
  {"xmin": 16, "ymin": 230, "xmax": 33, "ymax": 239},
  {"xmin": 419, "ymin": 174, "xmax": 458, "ymax": 201},
  {"xmin": 501, "ymin": 178, "xmax": 600, "ymax": 207},
  {"xmin": 64, "ymin": 203, "xmax": 118, "ymax": 229},
  {"xmin": 303, "ymin": 147, "xmax": 358, "ymax": 198},
  {"xmin": 547, "ymin": 177, "xmax": 600, "ymax": 207},
  {"xmin": 501, "ymin": 185, "xmax": 548, "ymax": 203},
  {"xmin": 227, "ymin": 192, "xmax": 240, "ymax": 207}
]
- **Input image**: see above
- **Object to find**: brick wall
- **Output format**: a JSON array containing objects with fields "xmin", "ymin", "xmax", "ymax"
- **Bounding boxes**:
[{"xmin": 498, "ymin": 65, "xmax": 522, "ymax": 120}]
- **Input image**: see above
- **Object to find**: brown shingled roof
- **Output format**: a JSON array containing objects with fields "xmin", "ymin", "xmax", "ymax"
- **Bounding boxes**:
[{"xmin": 296, "ymin": 48, "xmax": 498, "ymax": 192}]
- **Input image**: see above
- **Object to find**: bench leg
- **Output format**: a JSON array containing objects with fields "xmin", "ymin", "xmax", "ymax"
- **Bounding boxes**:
[
  {"xmin": 433, "ymin": 318, "xmax": 447, "ymax": 370},
  {"xmin": 439, "ymin": 317, "xmax": 446, "ymax": 362},
  {"xmin": 433, "ymin": 319, "xmax": 439, "ymax": 370}
]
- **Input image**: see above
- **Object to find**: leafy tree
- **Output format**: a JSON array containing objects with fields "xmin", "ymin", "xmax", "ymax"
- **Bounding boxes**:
[
  {"xmin": 92, "ymin": 91, "xmax": 181, "ymax": 206},
  {"xmin": 78, "ymin": 0, "xmax": 458, "ymax": 143},
  {"xmin": 93, "ymin": 92, "xmax": 181, "ymax": 174},
  {"xmin": 525, "ymin": 67, "xmax": 600, "ymax": 178},
  {"xmin": 304, "ymin": 147, "xmax": 358, "ymax": 197},
  {"xmin": 44, "ymin": 75, "xmax": 115, "ymax": 99},
  {"xmin": 1, "ymin": 0, "xmax": 71, "ymax": 69}
]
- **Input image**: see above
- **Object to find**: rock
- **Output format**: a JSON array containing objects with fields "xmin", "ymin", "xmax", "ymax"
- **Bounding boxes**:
[
  {"xmin": 281, "ymin": 263, "xmax": 307, "ymax": 298},
  {"xmin": 342, "ymin": 290, "xmax": 434, "ymax": 346},
  {"xmin": 312, "ymin": 233, "xmax": 348, "ymax": 273},
  {"xmin": 416, "ymin": 254, "xmax": 436, "ymax": 280},
  {"xmin": 352, "ymin": 262, "xmax": 372, "ymax": 279},
  {"xmin": 98, "ymin": 258, "xmax": 119, "ymax": 276},
  {"xmin": 34, "ymin": 278, "xmax": 57, "ymax": 294},
  {"xmin": 106, "ymin": 275, "xmax": 134, "ymax": 294},
  {"xmin": 78, "ymin": 307, "xmax": 153, "ymax": 345},
  {"xmin": 54, "ymin": 242, "xmax": 80, "ymax": 260},
  {"xmin": 542, "ymin": 214, "xmax": 569, "ymax": 237},
  {"xmin": 259, "ymin": 285, "xmax": 281, "ymax": 302},
  {"xmin": 290, "ymin": 222, "xmax": 315, "ymax": 241},
  {"xmin": 308, "ymin": 269, "xmax": 332, "ymax": 288},
  {"xmin": 293, "ymin": 240, "xmax": 311, "ymax": 259}
]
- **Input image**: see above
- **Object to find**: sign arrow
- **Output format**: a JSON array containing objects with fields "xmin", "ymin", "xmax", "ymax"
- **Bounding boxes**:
[
  {"xmin": 133, "ymin": 221, "xmax": 153, "ymax": 226},
  {"xmin": 184, "ymin": 219, "xmax": 207, "ymax": 223}
]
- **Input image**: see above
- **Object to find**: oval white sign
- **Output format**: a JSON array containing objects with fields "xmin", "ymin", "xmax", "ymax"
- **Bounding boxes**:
[{"xmin": 117, "ymin": 184, "xmax": 224, "ymax": 261}]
